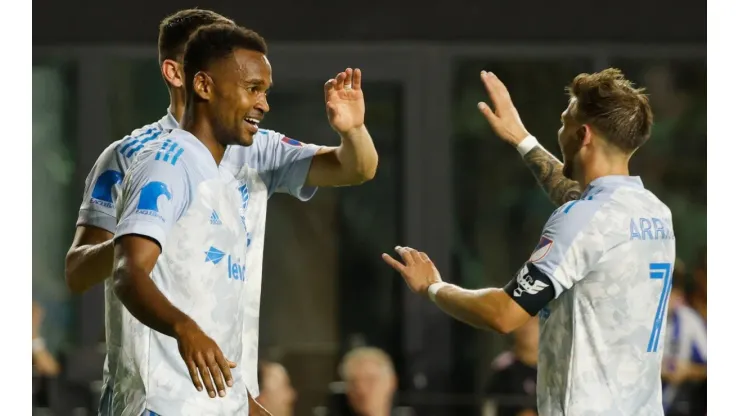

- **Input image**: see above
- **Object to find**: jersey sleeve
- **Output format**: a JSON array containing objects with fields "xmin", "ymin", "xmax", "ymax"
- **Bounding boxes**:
[
  {"xmin": 114, "ymin": 156, "xmax": 191, "ymax": 250},
  {"xmin": 76, "ymin": 143, "xmax": 124, "ymax": 234},
  {"xmin": 256, "ymin": 130, "xmax": 320, "ymax": 200},
  {"xmin": 527, "ymin": 200, "xmax": 605, "ymax": 298}
]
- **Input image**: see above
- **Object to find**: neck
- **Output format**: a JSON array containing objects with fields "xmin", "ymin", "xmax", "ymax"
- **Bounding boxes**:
[
  {"xmin": 514, "ymin": 343, "xmax": 538, "ymax": 367},
  {"xmin": 576, "ymin": 151, "xmax": 630, "ymax": 189},
  {"xmin": 180, "ymin": 104, "xmax": 227, "ymax": 165},
  {"xmin": 169, "ymin": 87, "xmax": 186, "ymax": 123}
]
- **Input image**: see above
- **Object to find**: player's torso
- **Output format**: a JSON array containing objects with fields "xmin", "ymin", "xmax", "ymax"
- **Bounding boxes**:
[
  {"xmin": 219, "ymin": 139, "xmax": 273, "ymax": 396},
  {"xmin": 538, "ymin": 183, "xmax": 676, "ymax": 416},
  {"xmin": 112, "ymin": 131, "xmax": 250, "ymax": 416}
]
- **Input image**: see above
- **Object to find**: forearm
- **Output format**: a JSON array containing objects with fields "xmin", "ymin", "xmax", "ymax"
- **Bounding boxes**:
[
  {"xmin": 65, "ymin": 239, "xmax": 115, "ymax": 293},
  {"xmin": 432, "ymin": 285, "xmax": 510, "ymax": 333},
  {"xmin": 335, "ymin": 125, "xmax": 378, "ymax": 183},
  {"xmin": 113, "ymin": 266, "xmax": 192, "ymax": 338},
  {"xmin": 521, "ymin": 145, "xmax": 581, "ymax": 206}
]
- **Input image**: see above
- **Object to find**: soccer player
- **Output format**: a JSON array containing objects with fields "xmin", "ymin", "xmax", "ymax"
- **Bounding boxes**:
[
  {"xmin": 110, "ymin": 24, "xmax": 270, "ymax": 415},
  {"xmin": 65, "ymin": 9, "xmax": 376, "ymax": 413},
  {"xmin": 383, "ymin": 69, "xmax": 676, "ymax": 415}
]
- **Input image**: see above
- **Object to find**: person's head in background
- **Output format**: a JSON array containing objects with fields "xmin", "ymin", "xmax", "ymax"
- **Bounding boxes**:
[
  {"xmin": 157, "ymin": 8, "xmax": 235, "ymax": 121},
  {"xmin": 667, "ymin": 257, "xmax": 687, "ymax": 313},
  {"xmin": 256, "ymin": 361, "xmax": 297, "ymax": 416},
  {"xmin": 340, "ymin": 347, "xmax": 397, "ymax": 416}
]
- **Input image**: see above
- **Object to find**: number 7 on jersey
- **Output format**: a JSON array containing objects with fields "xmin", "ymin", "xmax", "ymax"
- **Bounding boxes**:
[{"xmin": 647, "ymin": 262, "xmax": 672, "ymax": 352}]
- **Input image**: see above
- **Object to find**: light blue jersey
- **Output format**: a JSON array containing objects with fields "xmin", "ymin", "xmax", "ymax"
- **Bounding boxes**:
[
  {"xmin": 530, "ymin": 176, "xmax": 676, "ymax": 416},
  {"xmin": 76, "ymin": 111, "xmax": 320, "ymax": 409},
  {"xmin": 110, "ymin": 129, "xmax": 249, "ymax": 415}
]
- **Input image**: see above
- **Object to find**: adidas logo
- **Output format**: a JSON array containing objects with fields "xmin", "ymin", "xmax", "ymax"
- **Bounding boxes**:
[{"xmin": 210, "ymin": 210, "xmax": 222, "ymax": 225}]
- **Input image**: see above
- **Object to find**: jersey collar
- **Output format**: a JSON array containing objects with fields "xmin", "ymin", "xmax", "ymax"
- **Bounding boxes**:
[
  {"xmin": 160, "ymin": 108, "xmax": 179, "ymax": 130},
  {"xmin": 586, "ymin": 175, "xmax": 644, "ymax": 191}
]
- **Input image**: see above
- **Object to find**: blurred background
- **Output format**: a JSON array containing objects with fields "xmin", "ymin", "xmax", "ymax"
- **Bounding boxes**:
[{"xmin": 33, "ymin": 0, "xmax": 706, "ymax": 415}]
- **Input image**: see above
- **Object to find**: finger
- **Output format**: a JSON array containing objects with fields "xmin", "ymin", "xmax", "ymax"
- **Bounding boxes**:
[
  {"xmin": 395, "ymin": 246, "xmax": 416, "ymax": 266},
  {"xmin": 382, "ymin": 253, "xmax": 406, "ymax": 273},
  {"xmin": 324, "ymin": 79, "xmax": 336, "ymax": 101},
  {"xmin": 481, "ymin": 71, "xmax": 511, "ymax": 107},
  {"xmin": 196, "ymin": 354, "xmax": 217, "ymax": 398},
  {"xmin": 206, "ymin": 353, "xmax": 227, "ymax": 397},
  {"xmin": 216, "ymin": 353, "xmax": 234, "ymax": 388},
  {"xmin": 352, "ymin": 68, "xmax": 362, "ymax": 90},
  {"xmin": 477, "ymin": 102, "xmax": 500, "ymax": 127},
  {"xmin": 187, "ymin": 360, "xmax": 203, "ymax": 392},
  {"xmin": 409, "ymin": 248, "xmax": 424, "ymax": 264},
  {"xmin": 334, "ymin": 72, "xmax": 346, "ymax": 91},
  {"xmin": 419, "ymin": 251, "xmax": 431, "ymax": 262},
  {"xmin": 227, "ymin": 359, "xmax": 237, "ymax": 369},
  {"xmin": 343, "ymin": 68, "xmax": 352, "ymax": 88}
]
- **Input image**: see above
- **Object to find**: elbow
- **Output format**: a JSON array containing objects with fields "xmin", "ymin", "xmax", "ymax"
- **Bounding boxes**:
[
  {"xmin": 64, "ymin": 251, "xmax": 86, "ymax": 295},
  {"xmin": 352, "ymin": 153, "xmax": 378, "ymax": 184},
  {"xmin": 111, "ymin": 265, "xmax": 131, "ymax": 301},
  {"xmin": 487, "ymin": 315, "xmax": 519, "ymax": 335}
]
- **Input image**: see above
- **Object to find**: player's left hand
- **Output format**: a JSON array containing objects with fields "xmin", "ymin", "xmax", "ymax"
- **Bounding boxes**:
[
  {"xmin": 324, "ymin": 68, "xmax": 365, "ymax": 135},
  {"xmin": 382, "ymin": 246, "xmax": 442, "ymax": 295}
]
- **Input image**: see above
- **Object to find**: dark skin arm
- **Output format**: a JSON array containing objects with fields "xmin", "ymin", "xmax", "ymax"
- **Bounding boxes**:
[
  {"xmin": 113, "ymin": 235, "xmax": 236, "ymax": 398},
  {"xmin": 65, "ymin": 225, "xmax": 115, "ymax": 294}
]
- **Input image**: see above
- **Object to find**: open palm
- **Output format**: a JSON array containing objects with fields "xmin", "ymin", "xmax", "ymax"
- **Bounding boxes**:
[{"xmin": 324, "ymin": 68, "xmax": 365, "ymax": 134}]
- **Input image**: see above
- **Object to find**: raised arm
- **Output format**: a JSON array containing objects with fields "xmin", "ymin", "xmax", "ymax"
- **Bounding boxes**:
[
  {"xmin": 304, "ymin": 68, "xmax": 378, "ymax": 187},
  {"xmin": 476, "ymin": 71, "xmax": 581, "ymax": 206}
]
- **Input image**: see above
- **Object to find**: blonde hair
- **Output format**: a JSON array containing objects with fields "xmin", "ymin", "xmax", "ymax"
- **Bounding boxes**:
[{"xmin": 339, "ymin": 347, "xmax": 395, "ymax": 380}]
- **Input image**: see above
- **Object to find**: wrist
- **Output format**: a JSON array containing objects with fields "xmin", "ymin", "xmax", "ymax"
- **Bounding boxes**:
[
  {"xmin": 427, "ymin": 282, "xmax": 451, "ymax": 303},
  {"xmin": 338, "ymin": 124, "xmax": 366, "ymax": 139},
  {"xmin": 172, "ymin": 317, "xmax": 197, "ymax": 339},
  {"xmin": 516, "ymin": 135, "xmax": 539, "ymax": 156}
]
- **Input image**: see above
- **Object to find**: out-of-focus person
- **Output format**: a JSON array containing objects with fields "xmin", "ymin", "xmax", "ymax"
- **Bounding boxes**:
[
  {"xmin": 339, "ymin": 347, "xmax": 397, "ymax": 416},
  {"xmin": 662, "ymin": 257, "xmax": 706, "ymax": 416},
  {"xmin": 484, "ymin": 317, "xmax": 538, "ymax": 416},
  {"xmin": 32, "ymin": 301, "xmax": 60, "ymax": 377},
  {"xmin": 256, "ymin": 361, "xmax": 297, "ymax": 416}
]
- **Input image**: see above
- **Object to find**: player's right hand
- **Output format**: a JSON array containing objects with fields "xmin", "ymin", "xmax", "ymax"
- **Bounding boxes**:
[
  {"xmin": 477, "ymin": 71, "xmax": 531, "ymax": 147},
  {"xmin": 174, "ymin": 319, "xmax": 236, "ymax": 399}
]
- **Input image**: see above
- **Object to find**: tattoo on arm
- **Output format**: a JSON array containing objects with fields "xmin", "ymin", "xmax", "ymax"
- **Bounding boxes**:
[{"xmin": 523, "ymin": 146, "xmax": 581, "ymax": 206}]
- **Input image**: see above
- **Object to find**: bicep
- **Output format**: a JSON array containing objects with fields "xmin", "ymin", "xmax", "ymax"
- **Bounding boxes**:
[
  {"xmin": 304, "ymin": 147, "xmax": 342, "ymax": 187},
  {"xmin": 113, "ymin": 234, "xmax": 162, "ymax": 277}
]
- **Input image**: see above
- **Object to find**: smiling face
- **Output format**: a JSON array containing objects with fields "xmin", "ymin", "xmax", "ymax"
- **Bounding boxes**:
[{"xmin": 202, "ymin": 48, "xmax": 272, "ymax": 146}]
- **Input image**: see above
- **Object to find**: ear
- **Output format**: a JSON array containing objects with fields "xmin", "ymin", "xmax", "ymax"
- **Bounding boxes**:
[
  {"xmin": 161, "ymin": 59, "xmax": 183, "ymax": 88},
  {"xmin": 581, "ymin": 124, "xmax": 594, "ymax": 147},
  {"xmin": 193, "ymin": 71, "xmax": 213, "ymax": 101}
]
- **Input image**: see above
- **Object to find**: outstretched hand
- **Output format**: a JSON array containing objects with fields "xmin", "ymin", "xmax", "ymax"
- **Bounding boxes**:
[
  {"xmin": 477, "ymin": 71, "xmax": 531, "ymax": 147},
  {"xmin": 382, "ymin": 246, "xmax": 442, "ymax": 295},
  {"xmin": 324, "ymin": 68, "xmax": 365, "ymax": 135}
]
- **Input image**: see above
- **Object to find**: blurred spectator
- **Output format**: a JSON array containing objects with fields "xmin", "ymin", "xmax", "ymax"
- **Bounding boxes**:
[
  {"xmin": 256, "ymin": 361, "xmax": 297, "ymax": 416},
  {"xmin": 32, "ymin": 302, "xmax": 60, "ymax": 377},
  {"xmin": 339, "ymin": 347, "xmax": 398, "ymax": 416},
  {"xmin": 662, "ymin": 258, "xmax": 707, "ymax": 416},
  {"xmin": 484, "ymin": 317, "xmax": 539, "ymax": 416}
]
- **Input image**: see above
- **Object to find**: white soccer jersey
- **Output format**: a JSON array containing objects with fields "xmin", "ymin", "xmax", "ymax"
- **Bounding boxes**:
[
  {"xmin": 218, "ymin": 129, "xmax": 319, "ymax": 396},
  {"xmin": 76, "ymin": 111, "xmax": 319, "ymax": 405},
  {"xmin": 529, "ymin": 175, "xmax": 676, "ymax": 415},
  {"xmin": 110, "ymin": 129, "xmax": 249, "ymax": 416}
]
